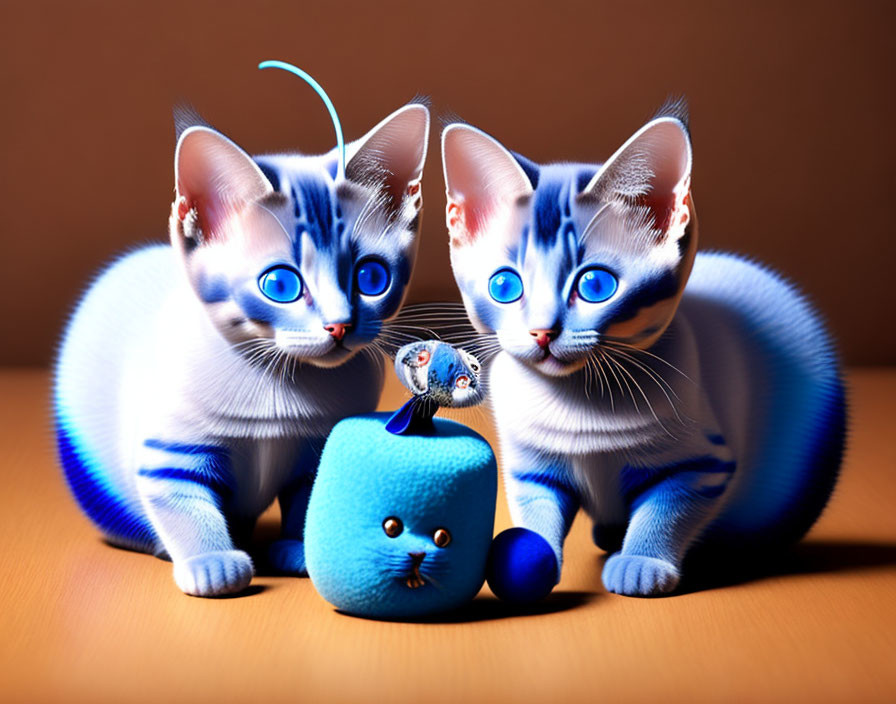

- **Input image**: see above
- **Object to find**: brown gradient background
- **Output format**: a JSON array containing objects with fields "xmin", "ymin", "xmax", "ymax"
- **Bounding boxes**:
[
  {"xmin": 1, "ymin": 6, "xmax": 895, "ymax": 703},
  {"xmin": 1, "ymin": 0, "xmax": 894, "ymax": 366}
]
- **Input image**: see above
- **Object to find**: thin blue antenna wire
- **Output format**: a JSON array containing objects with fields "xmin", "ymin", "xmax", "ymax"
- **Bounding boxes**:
[{"xmin": 258, "ymin": 60, "xmax": 346, "ymax": 179}]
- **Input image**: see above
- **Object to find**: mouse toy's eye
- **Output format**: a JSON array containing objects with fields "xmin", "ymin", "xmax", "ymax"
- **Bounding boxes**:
[
  {"xmin": 576, "ymin": 267, "xmax": 618, "ymax": 303},
  {"xmin": 356, "ymin": 258, "xmax": 390, "ymax": 296},
  {"xmin": 460, "ymin": 351, "xmax": 480, "ymax": 374},
  {"xmin": 488, "ymin": 268, "xmax": 523, "ymax": 303},
  {"xmin": 258, "ymin": 266, "xmax": 303, "ymax": 303},
  {"xmin": 433, "ymin": 528, "xmax": 452, "ymax": 548},
  {"xmin": 417, "ymin": 348, "xmax": 431, "ymax": 365},
  {"xmin": 383, "ymin": 517, "xmax": 403, "ymax": 538},
  {"xmin": 456, "ymin": 375, "xmax": 470, "ymax": 389}
]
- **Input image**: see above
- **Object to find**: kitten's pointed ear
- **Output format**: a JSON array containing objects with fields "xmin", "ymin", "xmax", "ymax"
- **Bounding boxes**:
[
  {"xmin": 581, "ymin": 117, "xmax": 692, "ymax": 239},
  {"xmin": 174, "ymin": 126, "xmax": 273, "ymax": 242},
  {"xmin": 345, "ymin": 103, "xmax": 430, "ymax": 214},
  {"xmin": 441, "ymin": 124, "xmax": 533, "ymax": 246}
]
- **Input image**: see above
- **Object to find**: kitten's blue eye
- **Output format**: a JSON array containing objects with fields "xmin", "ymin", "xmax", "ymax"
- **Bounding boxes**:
[
  {"xmin": 356, "ymin": 259, "xmax": 390, "ymax": 296},
  {"xmin": 259, "ymin": 266, "xmax": 303, "ymax": 303},
  {"xmin": 576, "ymin": 267, "xmax": 618, "ymax": 303},
  {"xmin": 488, "ymin": 268, "xmax": 523, "ymax": 303}
]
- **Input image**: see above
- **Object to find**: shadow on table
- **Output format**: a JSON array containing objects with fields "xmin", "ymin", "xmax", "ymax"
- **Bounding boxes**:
[
  {"xmin": 243, "ymin": 523, "xmax": 601, "ymax": 614},
  {"xmin": 676, "ymin": 538, "xmax": 896, "ymax": 594},
  {"xmin": 336, "ymin": 590, "xmax": 597, "ymax": 624}
]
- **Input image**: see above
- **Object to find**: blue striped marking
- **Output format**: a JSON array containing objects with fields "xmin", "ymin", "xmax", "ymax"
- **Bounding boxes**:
[
  {"xmin": 256, "ymin": 161, "xmax": 281, "ymax": 191},
  {"xmin": 511, "ymin": 151, "xmax": 540, "ymax": 188},
  {"xmin": 196, "ymin": 272, "xmax": 230, "ymax": 304},
  {"xmin": 136, "ymin": 467, "xmax": 234, "ymax": 498},
  {"xmin": 141, "ymin": 439, "xmax": 232, "ymax": 497},
  {"xmin": 532, "ymin": 180, "xmax": 564, "ymax": 246},
  {"xmin": 144, "ymin": 438, "xmax": 227, "ymax": 457},
  {"xmin": 291, "ymin": 174, "xmax": 335, "ymax": 249},
  {"xmin": 575, "ymin": 167, "xmax": 599, "ymax": 193},
  {"xmin": 601, "ymin": 270, "xmax": 681, "ymax": 327},
  {"xmin": 621, "ymin": 456, "xmax": 736, "ymax": 505},
  {"xmin": 513, "ymin": 470, "xmax": 579, "ymax": 523},
  {"xmin": 233, "ymin": 288, "xmax": 278, "ymax": 325}
]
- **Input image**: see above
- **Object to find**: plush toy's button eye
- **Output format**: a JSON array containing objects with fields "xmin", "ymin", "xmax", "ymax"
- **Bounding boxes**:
[
  {"xmin": 383, "ymin": 517, "xmax": 403, "ymax": 538},
  {"xmin": 417, "ymin": 349, "xmax": 431, "ymax": 365},
  {"xmin": 488, "ymin": 268, "xmax": 523, "ymax": 303},
  {"xmin": 576, "ymin": 267, "xmax": 618, "ymax": 303},
  {"xmin": 433, "ymin": 528, "xmax": 452, "ymax": 548},
  {"xmin": 258, "ymin": 266, "xmax": 303, "ymax": 303},
  {"xmin": 456, "ymin": 375, "xmax": 470, "ymax": 389}
]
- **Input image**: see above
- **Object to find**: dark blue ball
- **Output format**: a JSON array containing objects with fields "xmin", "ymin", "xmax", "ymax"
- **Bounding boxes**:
[{"xmin": 486, "ymin": 528, "xmax": 558, "ymax": 604}]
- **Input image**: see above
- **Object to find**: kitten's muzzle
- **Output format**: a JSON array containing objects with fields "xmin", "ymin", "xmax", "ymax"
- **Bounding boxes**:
[
  {"xmin": 530, "ymin": 329, "xmax": 559, "ymax": 349},
  {"xmin": 324, "ymin": 322, "xmax": 351, "ymax": 342}
]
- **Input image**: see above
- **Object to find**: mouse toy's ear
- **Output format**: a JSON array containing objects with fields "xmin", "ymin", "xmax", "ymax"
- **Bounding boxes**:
[{"xmin": 385, "ymin": 397, "xmax": 437, "ymax": 436}]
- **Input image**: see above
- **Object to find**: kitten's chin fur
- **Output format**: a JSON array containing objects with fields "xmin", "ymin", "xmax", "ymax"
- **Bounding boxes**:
[
  {"xmin": 517, "ymin": 351, "xmax": 587, "ymax": 378},
  {"xmin": 282, "ymin": 344, "xmax": 360, "ymax": 369}
]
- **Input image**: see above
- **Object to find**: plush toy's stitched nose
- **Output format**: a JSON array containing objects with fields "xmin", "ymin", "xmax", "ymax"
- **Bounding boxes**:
[
  {"xmin": 409, "ymin": 552, "xmax": 426, "ymax": 567},
  {"xmin": 324, "ymin": 323, "xmax": 350, "ymax": 341},
  {"xmin": 529, "ymin": 329, "xmax": 559, "ymax": 349}
]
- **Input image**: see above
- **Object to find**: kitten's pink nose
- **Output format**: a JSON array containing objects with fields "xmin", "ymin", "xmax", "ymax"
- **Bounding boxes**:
[
  {"xmin": 324, "ymin": 323, "xmax": 350, "ymax": 341},
  {"xmin": 530, "ymin": 329, "xmax": 559, "ymax": 349}
]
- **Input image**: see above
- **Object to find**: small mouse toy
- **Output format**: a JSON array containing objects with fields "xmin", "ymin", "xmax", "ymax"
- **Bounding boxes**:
[
  {"xmin": 386, "ymin": 340, "xmax": 484, "ymax": 434},
  {"xmin": 304, "ymin": 342, "xmax": 496, "ymax": 620}
]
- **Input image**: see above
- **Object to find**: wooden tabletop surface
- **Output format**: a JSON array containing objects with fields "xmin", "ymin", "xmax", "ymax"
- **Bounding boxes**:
[{"xmin": 1, "ymin": 368, "xmax": 894, "ymax": 704}]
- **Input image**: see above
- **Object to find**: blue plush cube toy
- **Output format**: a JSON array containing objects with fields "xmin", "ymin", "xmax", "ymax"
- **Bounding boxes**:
[{"xmin": 305, "ymin": 412, "xmax": 497, "ymax": 620}]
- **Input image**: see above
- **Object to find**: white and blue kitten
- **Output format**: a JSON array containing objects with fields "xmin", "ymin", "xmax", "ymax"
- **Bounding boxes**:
[
  {"xmin": 55, "ymin": 100, "xmax": 430, "ymax": 597},
  {"xmin": 441, "ymin": 103, "xmax": 845, "ymax": 598}
]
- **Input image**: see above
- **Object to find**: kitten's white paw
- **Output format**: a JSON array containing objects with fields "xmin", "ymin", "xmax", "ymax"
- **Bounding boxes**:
[
  {"xmin": 602, "ymin": 554, "xmax": 680, "ymax": 596},
  {"xmin": 269, "ymin": 539, "xmax": 307, "ymax": 575},
  {"xmin": 173, "ymin": 550, "xmax": 254, "ymax": 597}
]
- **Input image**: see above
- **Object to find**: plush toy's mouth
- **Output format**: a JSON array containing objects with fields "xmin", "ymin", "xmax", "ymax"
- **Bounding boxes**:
[
  {"xmin": 405, "ymin": 553, "xmax": 426, "ymax": 589},
  {"xmin": 406, "ymin": 565, "xmax": 425, "ymax": 589}
]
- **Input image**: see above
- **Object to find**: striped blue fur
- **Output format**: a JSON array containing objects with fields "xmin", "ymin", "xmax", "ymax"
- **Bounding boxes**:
[
  {"xmin": 442, "ymin": 104, "xmax": 846, "ymax": 598},
  {"xmin": 55, "ymin": 100, "xmax": 430, "ymax": 597},
  {"xmin": 56, "ymin": 421, "xmax": 155, "ymax": 550}
]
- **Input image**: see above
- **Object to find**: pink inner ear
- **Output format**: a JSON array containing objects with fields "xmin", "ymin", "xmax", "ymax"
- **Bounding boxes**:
[
  {"xmin": 642, "ymin": 184, "xmax": 691, "ymax": 236},
  {"xmin": 345, "ymin": 105, "xmax": 428, "ymax": 215},
  {"xmin": 583, "ymin": 119, "xmax": 691, "ymax": 241},
  {"xmin": 446, "ymin": 200, "xmax": 474, "ymax": 246},
  {"xmin": 443, "ymin": 125, "xmax": 533, "ymax": 245},
  {"xmin": 176, "ymin": 196, "xmax": 191, "ymax": 221},
  {"xmin": 641, "ymin": 190, "xmax": 676, "ymax": 232},
  {"xmin": 175, "ymin": 127, "xmax": 272, "ymax": 242}
]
